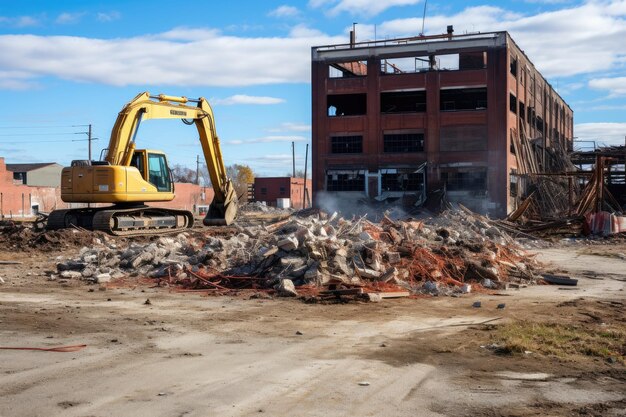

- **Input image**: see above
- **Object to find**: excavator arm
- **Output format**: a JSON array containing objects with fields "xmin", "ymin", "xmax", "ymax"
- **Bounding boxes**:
[{"xmin": 105, "ymin": 92, "xmax": 238, "ymax": 225}]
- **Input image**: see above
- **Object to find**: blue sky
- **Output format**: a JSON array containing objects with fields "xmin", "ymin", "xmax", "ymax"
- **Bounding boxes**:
[{"xmin": 0, "ymin": 0, "xmax": 625, "ymax": 176}]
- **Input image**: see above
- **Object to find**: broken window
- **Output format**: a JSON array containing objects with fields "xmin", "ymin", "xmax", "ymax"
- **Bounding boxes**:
[
  {"xmin": 441, "ymin": 168, "xmax": 487, "ymax": 192},
  {"xmin": 326, "ymin": 170, "xmax": 365, "ymax": 192},
  {"xmin": 327, "ymin": 93, "xmax": 366, "ymax": 116},
  {"xmin": 519, "ymin": 101, "xmax": 525, "ymax": 123},
  {"xmin": 536, "ymin": 116, "xmax": 544, "ymax": 132},
  {"xmin": 381, "ymin": 169, "xmax": 424, "ymax": 192},
  {"xmin": 383, "ymin": 132, "xmax": 424, "ymax": 153},
  {"xmin": 459, "ymin": 52, "xmax": 487, "ymax": 70},
  {"xmin": 510, "ymin": 56, "xmax": 518, "ymax": 77},
  {"xmin": 380, "ymin": 57, "xmax": 429, "ymax": 74},
  {"xmin": 510, "ymin": 130, "xmax": 517, "ymax": 154},
  {"xmin": 329, "ymin": 61, "xmax": 368, "ymax": 78},
  {"xmin": 510, "ymin": 171, "xmax": 518, "ymax": 197},
  {"xmin": 509, "ymin": 93, "xmax": 517, "ymax": 114},
  {"xmin": 440, "ymin": 125, "xmax": 487, "ymax": 151},
  {"xmin": 330, "ymin": 135, "xmax": 363, "ymax": 154},
  {"xmin": 440, "ymin": 88, "xmax": 487, "ymax": 111},
  {"xmin": 381, "ymin": 91, "xmax": 426, "ymax": 113}
]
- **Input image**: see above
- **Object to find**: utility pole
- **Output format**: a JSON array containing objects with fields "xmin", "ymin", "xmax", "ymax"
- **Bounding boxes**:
[
  {"xmin": 292, "ymin": 141, "xmax": 296, "ymax": 178},
  {"xmin": 88, "ymin": 124, "xmax": 92, "ymax": 161},
  {"xmin": 302, "ymin": 143, "xmax": 309, "ymax": 209},
  {"xmin": 196, "ymin": 155, "xmax": 200, "ymax": 185}
]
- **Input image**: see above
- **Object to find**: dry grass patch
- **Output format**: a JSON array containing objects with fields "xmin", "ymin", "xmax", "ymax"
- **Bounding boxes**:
[{"xmin": 492, "ymin": 320, "xmax": 625, "ymax": 363}]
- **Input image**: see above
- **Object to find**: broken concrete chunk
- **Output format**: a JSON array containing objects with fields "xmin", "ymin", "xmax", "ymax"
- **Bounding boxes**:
[
  {"xmin": 386, "ymin": 252, "xmax": 401, "ymax": 265},
  {"xmin": 367, "ymin": 293, "xmax": 383, "ymax": 302},
  {"xmin": 276, "ymin": 279, "xmax": 298, "ymax": 297},
  {"xmin": 60, "ymin": 270, "xmax": 82, "ymax": 279},
  {"xmin": 95, "ymin": 273, "xmax": 112, "ymax": 283},
  {"xmin": 277, "ymin": 236, "xmax": 299, "ymax": 251}
]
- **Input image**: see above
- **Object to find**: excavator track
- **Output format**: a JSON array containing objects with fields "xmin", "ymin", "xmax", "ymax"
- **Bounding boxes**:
[{"xmin": 47, "ymin": 206, "xmax": 193, "ymax": 236}]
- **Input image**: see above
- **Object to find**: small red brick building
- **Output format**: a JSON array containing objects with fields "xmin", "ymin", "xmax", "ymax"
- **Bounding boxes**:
[
  {"xmin": 0, "ymin": 157, "xmax": 213, "ymax": 217},
  {"xmin": 254, "ymin": 177, "xmax": 312, "ymax": 209}
]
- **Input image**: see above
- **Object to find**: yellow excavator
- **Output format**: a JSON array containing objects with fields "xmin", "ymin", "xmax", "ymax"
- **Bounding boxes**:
[{"xmin": 47, "ymin": 92, "xmax": 238, "ymax": 235}]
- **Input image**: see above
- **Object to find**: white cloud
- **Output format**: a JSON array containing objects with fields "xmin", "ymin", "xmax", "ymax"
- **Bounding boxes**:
[
  {"xmin": 268, "ymin": 5, "xmax": 301, "ymax": 18},
  {"xmin": 575, "ymin": 122, "xmax": 626, "ymax": 146},
  {"xmin": 55, "ymin": 12, "xmax": 84, "ymax": 25},
  {"xmin": 0, "ymin": 70, "xmax": 38, "ymax": 90},
  {"xmin": 589, "ymin": 76, "xmax": 626, "ymax": 96},
  {"xmin": 309, "ymin": 0, "xmax": 422, "ymax": 17},
  {"xmin": 269, "ymin": 122, "xmax": 312, "ymax": 132},
  {"xmin": 0, "ymin": 15, "xmax": 40, "ymax": 28},
  {"xmin": 0, "ymin": 28, "xmax": 342, "ymax": 88},
  {"xmin": 212, "ymin": 95, "xmax": 285, "ymax": 105},
  {"xmin": 525, "ymin": 0, "xmax": 570, "ymax": 4},
  {"xmin": 96, "ymin": 11, "xmax": 121, "ymax": 22},
  {"xmin": 359, "ymin": 1, "xmax": 626, "ymax": 78}
]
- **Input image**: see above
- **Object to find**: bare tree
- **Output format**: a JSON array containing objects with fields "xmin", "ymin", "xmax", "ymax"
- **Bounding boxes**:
[
  {"xmin": 171, "ymin": 164, "xmax": 196, "ymax": 183},
  {"xmin": 200, "ymin": 163, "xmax": 255, "ymax": 201}
]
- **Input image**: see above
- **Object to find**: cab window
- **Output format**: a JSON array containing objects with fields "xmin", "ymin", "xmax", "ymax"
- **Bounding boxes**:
[
  {"xmin": 130, "ymin": 153, "xmax": 145, "ymax": 178},
  {"xmin": 148, "ymin": 153, "xmax": 172, "ymax": 192}
]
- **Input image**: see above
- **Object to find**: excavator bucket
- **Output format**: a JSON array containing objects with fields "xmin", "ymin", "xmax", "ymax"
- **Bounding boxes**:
[{"xmin": 203, "ymin": 182, "xmax": 239, "ymax": 226}]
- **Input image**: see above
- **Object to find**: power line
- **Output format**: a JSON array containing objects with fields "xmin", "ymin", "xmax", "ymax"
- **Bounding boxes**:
[
  {"xmin": 0, "ymin": 139, "xmax": 87, "ymax": 144},
  {"xmin": 0, "ymin": 132, "xmax": 81, "ymax": 137},
  {"xmin": 0, "ymin": 125, "xmax": 88, "ymax": 129}
]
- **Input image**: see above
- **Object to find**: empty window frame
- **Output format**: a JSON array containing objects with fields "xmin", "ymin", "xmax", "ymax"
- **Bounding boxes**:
[
  {"xmin": 326, "ymin": 170, "xmax": 365, "ymax": 191},
  {"xmin": 381, "ymin": 169, "xmax": 424, "ymax": 192},
  {"xmin": 260, "ymin": 187, "xmax": 267, "ymax": 195},
  {"xmin": 509, "ymin": 93, "xmax": 517, "ymax": 114},
  {"xmin": 327, "ymin": 93, "xmax": 366, "ymax": 116},
  {"xmin": 380, "ymin": 91, "xmax": 426, "ymax": 113},
  {"xmin": 383, "ymin": 132, "xmax": 424, "ymax": 153},
  {"xmin": 330, "ymin": 135, "xmax": 363, "ymax": 154},
  {"xmin": 459, "ymin": 52, "xmax": 487, "ymax": 70},
  {"xmin": 519, "ymin": 101, "xmax": 526, "ymax": 123},
  {"xmin": 380, "ymin": 56, "xmax": 429, "ymax": 74},
  {"xmin": 441, "ymin": 168, "xmax": 487, "ymax": 192},
  {"xmin": 279, "ymin": 186, "xmax": 286, "ymax": 195},
  {"xmin": 440, "ymin": 88, "xmax": 487, "ymax": 111},
  {"xmin": 510, "ymin": 56, "xmax": 518, "ymax": 77},
  {"xmin": 329, "ymin": 61, "xmax": 368, "ymax": 78}
]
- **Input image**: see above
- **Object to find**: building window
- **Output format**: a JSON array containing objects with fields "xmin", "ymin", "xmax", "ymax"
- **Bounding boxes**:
[
  {"xmin": 329, "ymin": 61, "xmax": 367, "ymax": 78},
  {"xmin": 381, "ymin": 170, "xmax": 424, "ymax": 192},
  {"xmin": 381, "ymin": 91, "xmax": 426, "ymax": 113},
  {"xmin": 279, "ymin": 187, "xmax": 286, "ymax": 195},
  {"xmin": 326, "ymin": 170, "xmax": 365, "ymax": 191},
  {"xmin": 509, "ymin": 93, "xmax": 517, "ymax": 114},
  {"xmin": 441, "ymin": 169, "xmax": 487, "ymax": 192},
  {"xmin": 440, "ymin": 88, "xmax": 487, "ymax": 111},
  {"xmin": 383, "ymin": 133, "xmax": 424, "ymax": 153},
  {"xmin": 330, "ymin": 135, "xmax": 363, "ymax": 154},
  {"xmin": 519, "ymin": 101, "xmax": 525, "ymax": 123},
  {"xmin": 260, "ymin": 187, "xmax": 267, "ymax": 195},
  {"xmin": 510, "ymin": 56, "xmax": 518, "ymax": 77},
  {"xmin": 327, "ymin": 93, "xmax": 366, "ymax": 116}
]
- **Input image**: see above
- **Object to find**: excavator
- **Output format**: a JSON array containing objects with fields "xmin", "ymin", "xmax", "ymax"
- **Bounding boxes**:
[{"xmin": 47, "ymin": 92, "xmax": 238, "ymax": 235}]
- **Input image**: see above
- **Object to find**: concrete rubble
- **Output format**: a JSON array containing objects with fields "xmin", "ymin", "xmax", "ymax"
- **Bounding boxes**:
[{"xmin": 53, "ymin": 209, "xmax": 541, "ymax": 302}]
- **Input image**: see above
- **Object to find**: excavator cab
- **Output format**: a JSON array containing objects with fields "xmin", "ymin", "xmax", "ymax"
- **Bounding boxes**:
[{"xmin": 130, "ymin": 149, "xmax": 173, "ymax": 193}]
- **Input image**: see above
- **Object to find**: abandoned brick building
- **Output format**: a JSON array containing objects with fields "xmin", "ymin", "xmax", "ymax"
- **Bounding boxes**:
[{"xmin": 311, "ymin": 29, "xmax": 574, "ymax": 217}]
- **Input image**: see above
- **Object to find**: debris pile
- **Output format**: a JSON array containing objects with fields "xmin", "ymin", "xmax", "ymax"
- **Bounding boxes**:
[{"xmin": 53, "ymin": 209, "xmax": 540, "ymax": 301}]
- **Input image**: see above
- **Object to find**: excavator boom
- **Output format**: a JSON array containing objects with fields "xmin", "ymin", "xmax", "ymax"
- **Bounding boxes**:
[{"xmin": 49, "ymin": 92, "xmax": 238, "ymax": 235}]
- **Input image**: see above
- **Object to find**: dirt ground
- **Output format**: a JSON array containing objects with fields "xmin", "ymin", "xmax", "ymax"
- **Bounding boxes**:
[{"xmin": 0, "ymin": 235, "xmax": 625, "ymax": 417}]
